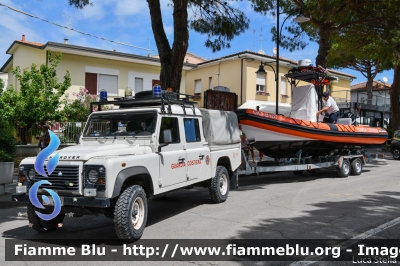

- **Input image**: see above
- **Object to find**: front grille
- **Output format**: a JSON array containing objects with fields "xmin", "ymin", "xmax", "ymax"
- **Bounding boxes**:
[{"xmin": 33, "ymin": 165, "xmax": 79, "ymax": 191}]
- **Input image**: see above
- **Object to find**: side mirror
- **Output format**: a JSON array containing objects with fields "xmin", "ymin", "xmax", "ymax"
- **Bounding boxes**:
[
  {"xmin": 163, "ymin": 129, "xmax": 172, "ymax": 144},
  {"xmin": 158, "ymin": 129, "xmax": 172, "ymax": 152}
]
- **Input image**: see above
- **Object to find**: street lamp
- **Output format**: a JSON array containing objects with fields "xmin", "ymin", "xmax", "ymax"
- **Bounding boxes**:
[{"xmin": 256, "ymin": 3, "xmax": 309, "ymax": 115}]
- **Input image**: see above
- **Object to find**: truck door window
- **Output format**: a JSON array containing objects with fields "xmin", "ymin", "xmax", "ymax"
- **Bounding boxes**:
[
  {"xmin": 183, "ymin": 118, "xmax": 201, "ymax": 142},
  {"xmin": 159, "ymin": 117, "xmax": 180, "ymax": 143}
]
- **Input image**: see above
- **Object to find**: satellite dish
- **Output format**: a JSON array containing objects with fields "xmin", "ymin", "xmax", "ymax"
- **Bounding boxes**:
[
  {"xmin": 273, "ymin": 47, "xmax": 277, "ymax": 55},
  {"xmin": 383, "ymin": 77, "xmax": 388, "ymax": 83}
]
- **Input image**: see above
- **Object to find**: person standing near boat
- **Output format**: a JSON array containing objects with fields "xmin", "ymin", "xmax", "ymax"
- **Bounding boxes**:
[{"xmin": 316, "ymin": 91, "xmax": 340, "ymax": 123}]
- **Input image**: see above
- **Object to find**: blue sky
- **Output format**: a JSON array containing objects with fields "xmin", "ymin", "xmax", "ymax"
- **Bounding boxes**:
[{"xmin": 0, "ymin": 0, "xmax": 393, "ymax": 85}]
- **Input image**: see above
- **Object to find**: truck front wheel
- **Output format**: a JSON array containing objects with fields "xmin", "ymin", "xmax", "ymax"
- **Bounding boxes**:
[
  {"xmin": 114, "ymin": 185, "xmax": 148, "ymax": 242},
  {"xmin": 209, "ymin": 166, "xmax": 229, "ymax": 203},
  {"xmin": 27, "ymin": 203, "xmax": 64, "ymax": 232}
]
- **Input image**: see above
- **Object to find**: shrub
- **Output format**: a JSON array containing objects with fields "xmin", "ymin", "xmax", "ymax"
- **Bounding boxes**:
[{"xmin": 0, "ymin": 121, "xmax": 18, "ymax": 162}]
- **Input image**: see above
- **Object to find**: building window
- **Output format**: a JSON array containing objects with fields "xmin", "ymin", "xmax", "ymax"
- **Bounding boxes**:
[
  {"xmin": 85, "ymin": 73, "xmax": 118, "ymax": 96},
  {"xmin": 135, "ymin": 78, "xmax": 143, "ymax": 93},
  {"xmin": 256, "ymin": 73, "xmax": 266, "ymax": 94},
  {"xmin": 281, "ymin": 77, "xmax": 287, "ymax": 96},
  {"xmin": 194, "ymin": 79, "xmax": 202, "ymax": 95}
]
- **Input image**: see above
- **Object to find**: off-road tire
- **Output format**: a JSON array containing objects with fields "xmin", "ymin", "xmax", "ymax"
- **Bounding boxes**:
[
  {"xmin": 209, "ymin": 166, "xmax": 229, "ymax": 203},
  {"xmin": 27, "ymin": 203, "xmax": 64, "ymax": 232},
  {"xmin": 393, "ymin": 148, "xmax": 400, "ymax": 160},
  {"xmin": 337, "ymin": 159, "xmax": 350, "ymax": 178},
  {"xmin": 114, "ymin": 185, "xmax": 148, "ymax": 242},
  {"xmin": 350, "ymin": 158, "xmax": 362, "ymax": 175}
]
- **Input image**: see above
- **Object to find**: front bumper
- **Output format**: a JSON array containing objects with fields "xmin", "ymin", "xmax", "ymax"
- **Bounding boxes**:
[{"xmin": 11, "ymin": 193, "xmax": 111, "ymax": 208}]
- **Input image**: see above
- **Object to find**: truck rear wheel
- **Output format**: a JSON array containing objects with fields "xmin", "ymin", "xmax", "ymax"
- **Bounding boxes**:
[
  {"xmin": 350, "ymin": 158, "xmax": 362, "ymax": 175},
  {"xmin": 114, "ymin": 185, "xmax": 148, "ymax": 242},
  {"xmin": 209, "ymin": 166, "xmax": 229, "ymax": 203},
  {"xmin": 27, "ymin": 203, "xmax": 64, "ymax": 232}
]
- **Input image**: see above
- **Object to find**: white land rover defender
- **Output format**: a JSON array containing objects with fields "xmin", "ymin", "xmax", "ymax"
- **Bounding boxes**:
[{"xmin": 13, "ymin": 94, "xmax": 241, "ymax": 242}]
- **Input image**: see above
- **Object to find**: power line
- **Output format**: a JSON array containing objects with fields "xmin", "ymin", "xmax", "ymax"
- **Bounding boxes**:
[{"xmin": 0, "ymin": 2, "xmax": 153, "ymax": 52}]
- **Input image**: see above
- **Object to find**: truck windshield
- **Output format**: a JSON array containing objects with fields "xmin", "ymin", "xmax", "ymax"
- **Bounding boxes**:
[{"xmin": 83, "ymin": 112, "xmax": 157, "ymax": 137}]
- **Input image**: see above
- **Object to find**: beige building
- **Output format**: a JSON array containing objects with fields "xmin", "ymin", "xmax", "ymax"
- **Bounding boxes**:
[
  {"xmin": 185, "ymin": 51, "xmax": 355, "ymax": 107},
  {"xmin": 0, "ymin": 35, "xmax": 197, "ymax": 98}
]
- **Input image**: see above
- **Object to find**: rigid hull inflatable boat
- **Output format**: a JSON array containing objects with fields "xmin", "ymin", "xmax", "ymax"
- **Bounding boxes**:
[
  {"xmin": 235, "ymin": 108, "xmax": 388, "ymax": 158},
  {"xmin": 235, "ymin": 64, "xmax": 388, "ymax": 158}
]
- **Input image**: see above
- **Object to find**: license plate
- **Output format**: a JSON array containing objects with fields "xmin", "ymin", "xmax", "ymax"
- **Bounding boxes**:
[{"xmin": 42, "ymin": 196, "xmax": 64, "ymax": 206}]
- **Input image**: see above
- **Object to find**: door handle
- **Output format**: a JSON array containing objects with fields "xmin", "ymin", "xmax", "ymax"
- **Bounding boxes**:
[
  {"xmin": 199, "ymin": 155, "xmax": 204, "ymax": 160},
  {"xmin": 178, "ymin": 158, "xmax": 185, "ymax": 163}
]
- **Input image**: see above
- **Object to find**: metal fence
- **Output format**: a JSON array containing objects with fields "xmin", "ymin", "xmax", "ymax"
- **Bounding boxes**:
[{"xmin": 14, "ymin": 122, "xmax": 87, "ymax": 145}]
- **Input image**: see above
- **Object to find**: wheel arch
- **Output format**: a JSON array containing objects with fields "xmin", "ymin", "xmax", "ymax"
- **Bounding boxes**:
[
  {"xmin": 216, "ymin": 156, "xmax": 233, "ymax": 176},
  {"xmin": 112, "ymin": 166, "xmax": 154, "ymax": 198}
]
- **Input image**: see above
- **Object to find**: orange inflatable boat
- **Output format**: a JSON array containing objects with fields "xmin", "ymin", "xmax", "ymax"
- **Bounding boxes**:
[{"xmin": 235, "ymin": 108, "xmax": 388, "ymax": 158}]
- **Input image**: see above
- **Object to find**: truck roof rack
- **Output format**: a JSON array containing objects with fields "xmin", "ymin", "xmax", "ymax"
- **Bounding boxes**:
[{"xmin": 89, "ymin": 91, "xmax": 198, "ymax": 115}]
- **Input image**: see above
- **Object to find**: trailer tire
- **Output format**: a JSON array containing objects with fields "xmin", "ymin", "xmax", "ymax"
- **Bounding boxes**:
[
  {"xmin": 209, "ymin": 166, "xmax": 229, "ymax": 203},
  {"xmin": 350, "ymin": 158, "xmax": 362, "ymax": 175},
  {"xmin": 27, "ymin": 203, "xmax": 64, "ymax": 232},
  {"xmin": 114, "ymin": 185, "xmax": 147, "ymax": 242},
  {"xmin": 393, "ymin": 147, "xmax": 400, "ymax": 160},
  {"xmin": 337, "ymin": 159, "xmax": 350, "ymax": 178},
  {"xmin": 293, "ymin": 170, "xmax": 304, "ymax": 175}
]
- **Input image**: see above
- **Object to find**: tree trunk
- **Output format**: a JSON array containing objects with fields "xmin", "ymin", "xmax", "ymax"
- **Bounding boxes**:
[
  {"xmin": 391, "ymin": 64, "xmax": 400, "ymax": 134},
  {"xmin": 366, "ymin": 77, "xmax": 374, "ymax": 105},
  {"xmin": 147, "ymin": 0, "xmax": 188, "ymax": 94},
  {"xmin": 316, "ymin": 23, "xmax": 331, "ymax": 68}
]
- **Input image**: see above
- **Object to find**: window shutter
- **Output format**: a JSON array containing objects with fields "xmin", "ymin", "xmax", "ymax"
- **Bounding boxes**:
[
  {"xmin": 256, "ymin": 74, "xmax": 265, "ymax": 86},
  {"xmin": 98, "ymin": 74, "xmax": 118, "ymax": 95},
  {"xmin": 134, "ymin": 78, "xmax": 143, "ymax": 93},
  {"xmin": 195, "ymin": 80, "xmax": 202, "ymax": 94},
  {"xmin": 281, "ymin": 77, "xmax": 287, "ymax": 95}
]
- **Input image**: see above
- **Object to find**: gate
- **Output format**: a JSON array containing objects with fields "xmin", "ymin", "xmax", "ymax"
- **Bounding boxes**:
[{"xmin": 204, "ymin": 90, "xmax": 238, "ymax": 111}]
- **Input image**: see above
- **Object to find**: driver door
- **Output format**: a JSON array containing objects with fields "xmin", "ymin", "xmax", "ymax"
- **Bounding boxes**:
[{"xmin": 158, "ymin": 116, "xmax": 187, "ymax": 187}]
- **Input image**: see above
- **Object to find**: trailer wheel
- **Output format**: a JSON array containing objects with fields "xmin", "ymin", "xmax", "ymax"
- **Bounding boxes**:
[
  {"xmin": 293, "ymin": 170, "xmax": 304, "ymax": 175},
  {"xmin": 393, "ymin": 148, "xmax": 400, "ymax": 160},
  {"xmin": 209, "ymin": 166, "xmax": 229, "ymax": 203},
  {"xmin": 114, "ymin": 185, "xmax": 148, "ymax": 242},
  {"xmin": 337, "ymin": 159, "xmax": 350, "ymax": 178},
  {"xmin": 27, "ymin": 203, "xmax": 64, "ymax": 232},
  {"xmin": 350, "ymin": 158, "xmax": 362, "ymax": 175}
]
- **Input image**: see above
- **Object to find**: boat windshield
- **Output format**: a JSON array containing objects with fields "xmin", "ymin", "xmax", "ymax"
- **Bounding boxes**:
[{"xmin": 83, "ymin": 111, "xmax": 157, "ymax": 137}]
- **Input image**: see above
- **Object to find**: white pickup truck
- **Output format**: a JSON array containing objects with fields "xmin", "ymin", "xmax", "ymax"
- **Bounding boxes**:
[{"xmin": 13, "ymin": 96, "xmax": 241, "ymax": 242}]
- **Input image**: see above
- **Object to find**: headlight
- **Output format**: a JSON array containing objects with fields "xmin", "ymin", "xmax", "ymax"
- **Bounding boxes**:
[
  {"xmin": 88, "ymin": 170, "xmax": 99, "ymax": 183},
  {"xmin": 28, "ymin": 169, "xmax": 35, "ymax": 179}
]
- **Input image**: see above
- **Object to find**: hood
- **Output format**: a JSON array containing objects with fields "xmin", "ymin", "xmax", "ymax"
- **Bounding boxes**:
[{"xmin": 51, "ymin": 144, "xmax": 152, "ymax": 161}]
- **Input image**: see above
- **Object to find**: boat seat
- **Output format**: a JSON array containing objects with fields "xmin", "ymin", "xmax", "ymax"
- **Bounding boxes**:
[{"xmin": 336, "ymin": 118, "xmax": 352, "ymax": 125}]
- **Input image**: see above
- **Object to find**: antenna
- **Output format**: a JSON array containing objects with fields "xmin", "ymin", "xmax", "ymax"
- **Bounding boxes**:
[
  {"xmin": 61, "ymin": 15, "xmax": 72, "ymax": 39},
  {"xmin": 253, "ymin": 29, "xmax": 256, "ymax": 52}
]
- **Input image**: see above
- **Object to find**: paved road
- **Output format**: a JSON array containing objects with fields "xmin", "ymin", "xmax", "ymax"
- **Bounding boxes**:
[{"xmin": 1, "ymin": 156, "xmax": 400, "ymax": 265}]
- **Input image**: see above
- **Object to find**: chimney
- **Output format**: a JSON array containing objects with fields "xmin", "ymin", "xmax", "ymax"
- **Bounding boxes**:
[
  {"xmin": 64, "ymin": 38, "xmax": 69, "ymax": 44},
  {"xmin": 22, "ymin": 34, "xmax": 25, "ymax": 42}
]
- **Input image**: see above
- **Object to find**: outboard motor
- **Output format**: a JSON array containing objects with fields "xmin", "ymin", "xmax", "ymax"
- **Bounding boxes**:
[{"xmin": 341, "ymin": 112, "xmax": 357, "ymax": 125}]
